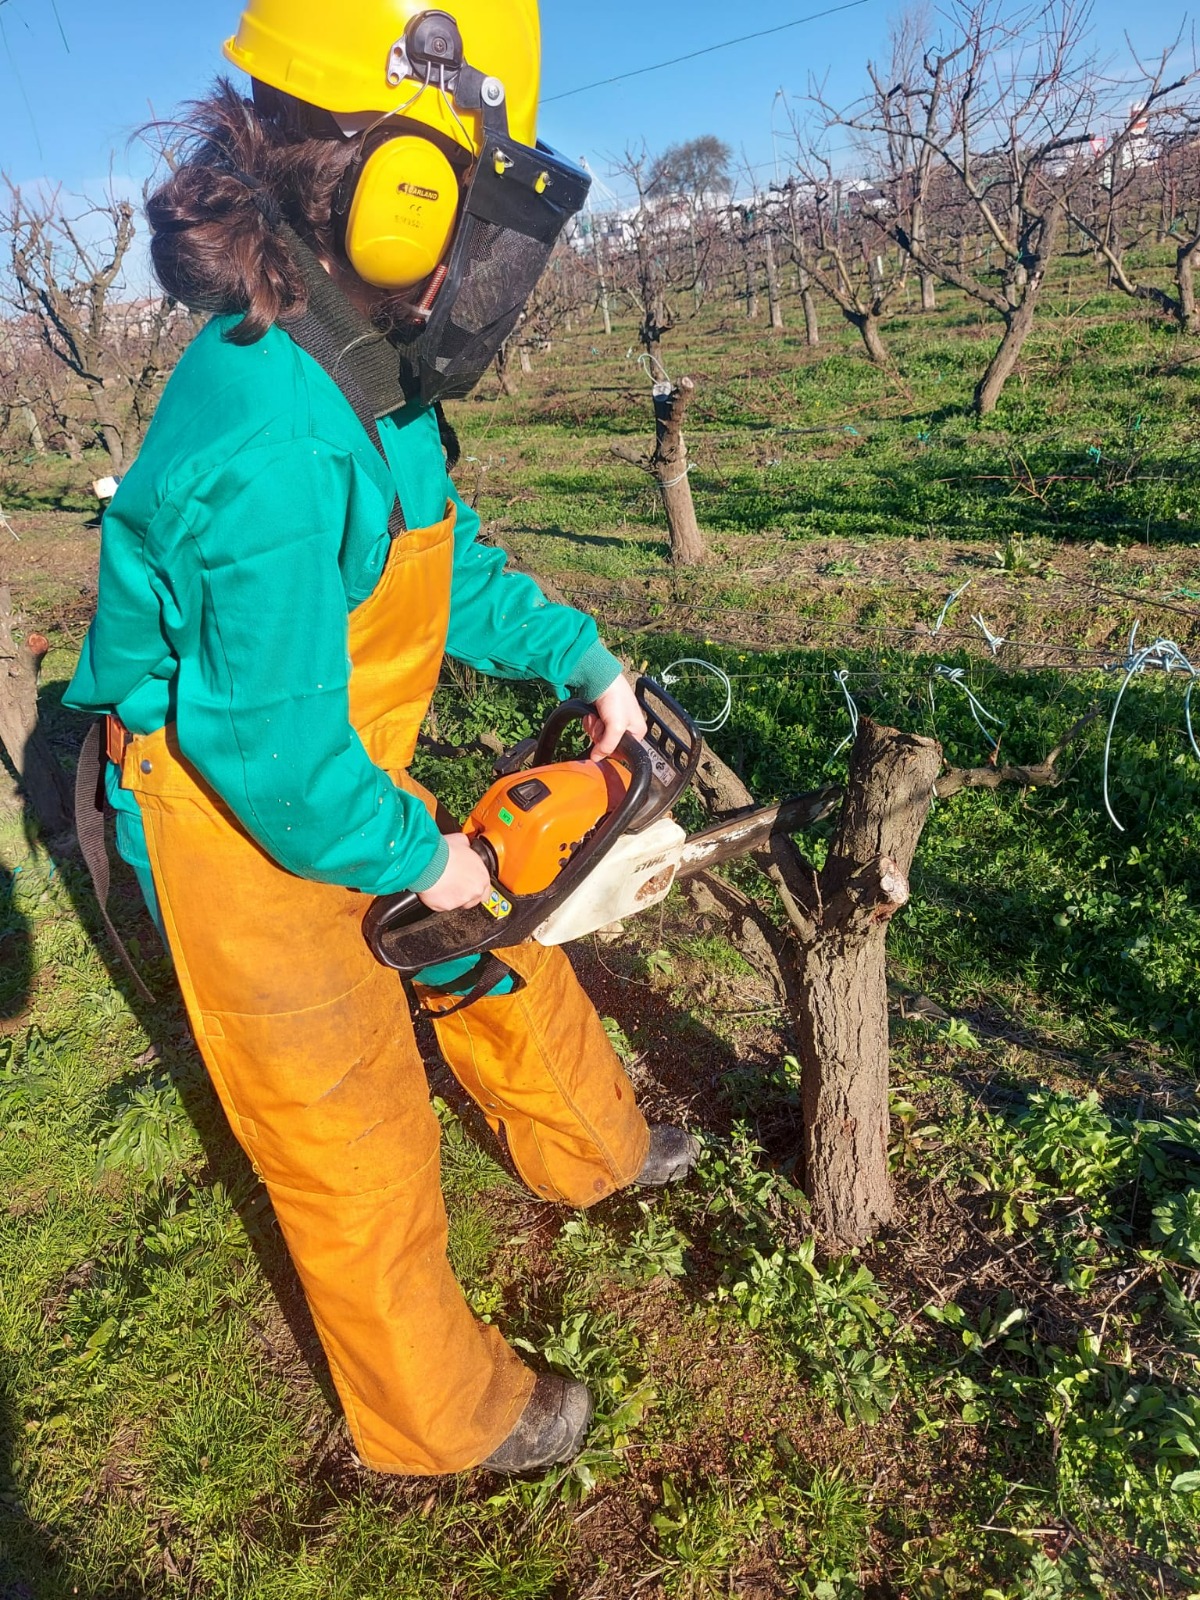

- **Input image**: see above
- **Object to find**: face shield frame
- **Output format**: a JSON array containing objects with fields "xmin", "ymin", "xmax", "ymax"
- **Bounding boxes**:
[{"xmin": 349, "ymin": 9, "xmax": 592, "ymax": 404}]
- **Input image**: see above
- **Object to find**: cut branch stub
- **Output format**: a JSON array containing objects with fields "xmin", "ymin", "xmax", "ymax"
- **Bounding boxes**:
[
  {"xmin": 0, "ymin": 585, "xmax": 73, "ymax": 834},
  {"xmin": 649, "ymin": 377, "xmax": 708, "ymax": 567}
]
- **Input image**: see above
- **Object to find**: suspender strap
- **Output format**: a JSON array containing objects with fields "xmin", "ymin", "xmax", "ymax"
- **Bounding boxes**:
[
  {"xmin": 74, "ymin": 720, "xmax": 156, "ymax": 1006},
  {"xmin": 283, "ymin": 311, "xmax": 408, "ymax": 542},
  {"xmin": 417, "ymin": 953, "xmax": 526, "ymax": 1018}
]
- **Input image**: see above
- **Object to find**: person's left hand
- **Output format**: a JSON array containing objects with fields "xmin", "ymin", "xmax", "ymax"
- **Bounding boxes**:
[{"xmin": 584, "ymin": 673, "xmax": 648, "ymax": 761}]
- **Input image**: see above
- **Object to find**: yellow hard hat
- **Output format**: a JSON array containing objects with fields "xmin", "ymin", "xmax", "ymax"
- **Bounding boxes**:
[{"xmin": 224, "ymin": 1, "xmax": 541, "ymax": 155}]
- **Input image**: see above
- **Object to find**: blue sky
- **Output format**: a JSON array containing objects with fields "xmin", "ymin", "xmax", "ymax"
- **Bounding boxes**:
[{"xmin": 0, "ymin": 0, "xmax": 1192, "ymax": 206}]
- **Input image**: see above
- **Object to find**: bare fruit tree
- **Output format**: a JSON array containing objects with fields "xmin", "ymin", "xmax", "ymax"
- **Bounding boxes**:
[
  {"xmin": 1066, "ymin": 48, "xmax": 1200, "ymax": 334},
  {"xmin": 647, "ymin": 136, "xmax": 732, "ymax": 316},
  {"xmin": 1, "ymin": 182, "xmax": 188, "ymax": 470},
  {"xmin": 691, "ymin": 709, "xmax": 1100, "ymax": 1246},
  {"xmin": 780, "ymin": 140, "xmax": 907, "ymax": 369},
  {"xmin": 826, "ymin": 0, "xmax": 1109, "ymax": 415}
]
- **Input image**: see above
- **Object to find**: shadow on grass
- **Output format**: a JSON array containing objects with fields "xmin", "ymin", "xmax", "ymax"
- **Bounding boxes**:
[
  {"xmin": 0, "ymin": 854, "xmax": 32, "ymax": 1028},
  {"xmin": 1, "ymin": 1370, "xmax": 158, "ymax": 1600},
  {"xmin": 506, "ymin": 522, "xmax": 670, "ymax": 559}
]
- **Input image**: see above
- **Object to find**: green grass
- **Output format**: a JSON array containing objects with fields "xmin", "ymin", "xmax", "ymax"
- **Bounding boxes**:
[{"xmin": 3, "ymin": 261, "xmax": 1200, "ymax": 1597}]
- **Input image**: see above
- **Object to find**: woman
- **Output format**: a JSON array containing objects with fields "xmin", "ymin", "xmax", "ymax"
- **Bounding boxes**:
[{"xmin": 66, "ymin": 0, "xmax": 697, "ymax": 1478}]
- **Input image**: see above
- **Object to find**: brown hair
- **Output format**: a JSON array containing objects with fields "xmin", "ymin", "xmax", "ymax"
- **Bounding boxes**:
[{"xmin": 146, "ymin": 80, "xmax": 355, "ymax": 345}]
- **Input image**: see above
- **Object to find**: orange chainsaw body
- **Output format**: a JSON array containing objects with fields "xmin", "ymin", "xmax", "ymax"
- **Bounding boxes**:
[{"xmin": 465, "ymin": 758, "xmax": 633, "ymax": 897}]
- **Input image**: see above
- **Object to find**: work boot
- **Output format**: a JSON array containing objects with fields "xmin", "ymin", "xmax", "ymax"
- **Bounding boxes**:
[
  {"xmin": 479, "ymin": 1373, "xmax": 593, "ymax": 1474},
  {"xmin": 635, "ymin": 1124, "xmax": 701, "ymax": 1187}
]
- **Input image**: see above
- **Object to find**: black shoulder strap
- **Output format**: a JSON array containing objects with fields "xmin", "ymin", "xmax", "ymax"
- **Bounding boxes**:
[
  {"xmin": 283, "ymin": 311, "xmax": 408, "ymax": 542},
  {"xmin": 417, "ymin": 953, "xmax": 527, "ymax": 1018},
  {"xmin": 74, "ymin": 721, "xmax": 156, "ymax": 1006}
]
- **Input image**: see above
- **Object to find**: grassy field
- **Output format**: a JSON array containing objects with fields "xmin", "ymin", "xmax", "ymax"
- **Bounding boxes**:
[{"xmin": 2, "ymin": 260, "xmax": 1199, "ymax": 1599}]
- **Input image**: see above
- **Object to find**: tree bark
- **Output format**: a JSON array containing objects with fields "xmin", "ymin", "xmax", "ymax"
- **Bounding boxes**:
[
  {"xmin": 651, "ymin": 378, "xmax": 707, "ymax": 566},
  {"xmin": 1179, "ymin": 240, "xmax": 1199, "ymax": 336},
  {"xmin": 850, "ymin": 311, "xmax": 891, "ymax": 368},
  {"xmin": 973, "ymin": 204, "xmax": 1063, "ymax": 417},
  {"xmin": 973, "ymin": 296, "xmax": 1036, "ymax": 416},
  {"xmin": 764, "ymin": 232, "xmax": 785, "ymax": 331},
  {"xmin": 0, "ymin": 585, "xmax": 72, "ymax": 835},
  {"xmin": 798, "ymin": 267, "xmax": 820, "ymax": 346},
  {"xmin": 795, "ymin": 721, "xmax": 942, "ymax": 1246},
  {"xmin": 20, "ymin": 405, "xmax": 46, "ymax": 454},
  {"xmin": 919, "ymin": 271, "xmax": 937, "ymax": 312},
  {"xmin": 744, "ymin": 247, "xmax": 760, "ymax": 319}
]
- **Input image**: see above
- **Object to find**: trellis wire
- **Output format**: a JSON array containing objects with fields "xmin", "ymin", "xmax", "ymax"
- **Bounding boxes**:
[{"xmin": 825, "ymin": 670, "xmax": 861, "ymax": 767}]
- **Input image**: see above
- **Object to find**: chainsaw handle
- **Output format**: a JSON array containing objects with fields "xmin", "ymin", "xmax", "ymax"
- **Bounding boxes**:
[
  {"xmin": 365, "ymin": 836, "xmax": 494, "ymax": 937},
  {"xmin": 532, "ymin": 697, "xmax": 599, "ymax": 767}
]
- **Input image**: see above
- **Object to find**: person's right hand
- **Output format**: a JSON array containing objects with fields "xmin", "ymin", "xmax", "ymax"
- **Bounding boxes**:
[{"xmin": 417, "ymin": 833, "xmax": 492, "ymax": 912}]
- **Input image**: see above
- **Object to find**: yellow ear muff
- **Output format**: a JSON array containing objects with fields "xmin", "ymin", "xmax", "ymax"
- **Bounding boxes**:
[{"xmin": 344, "ymin": 136, "xmax": 460, "ymax": 291}]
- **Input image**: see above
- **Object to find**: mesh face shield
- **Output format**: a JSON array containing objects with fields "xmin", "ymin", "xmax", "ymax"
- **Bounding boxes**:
[{"xmin": 397, "ymin": 134, "xmax": 590, "ymax": 404}]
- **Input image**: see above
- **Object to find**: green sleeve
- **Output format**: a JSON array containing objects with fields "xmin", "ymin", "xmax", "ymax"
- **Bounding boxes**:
[
  {"xmin": 162, "ymin": 441, "xmax": 448, "ymax": 896},
  {"xmin": 443, "ymin": 484, "xmax": 624, "ymax": 701}
]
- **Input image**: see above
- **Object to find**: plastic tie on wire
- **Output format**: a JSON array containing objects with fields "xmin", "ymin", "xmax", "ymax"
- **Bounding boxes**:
[
  {"xmin": 971, "ymin": 614, "xmax": 1006, "ymax": 656},
  {"xmin": 929, "ymin": 664, "xmax": 1004, "ymax": 751},
  {"xmin": 1102, "ymin": 623, "xmax": 1200, "ymax": 832},
  {"xmin": 932, "ymin": 579, "xmax": 972, "ymax": 636},
  {"xmin": 661, "ymin": 658, "xmax": 733, "ymax": 735},
  {"xmin": 824, "ymin": 669, "xmax": 861, "ymax": 769}
]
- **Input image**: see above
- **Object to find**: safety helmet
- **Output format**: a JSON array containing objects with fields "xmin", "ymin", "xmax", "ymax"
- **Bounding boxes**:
[
  {"xmin": 224, "ymin": 1, "xmax": 589, "ymax": 404},
  {"xmin": 225, "ymin": 1, "xmax": 540, "ymax": 152}
]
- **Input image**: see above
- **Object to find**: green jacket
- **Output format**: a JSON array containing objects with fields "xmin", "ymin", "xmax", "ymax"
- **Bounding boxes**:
[{"xmin": 66, "ymin": 310, "xmax": 621, "ymax": 911}]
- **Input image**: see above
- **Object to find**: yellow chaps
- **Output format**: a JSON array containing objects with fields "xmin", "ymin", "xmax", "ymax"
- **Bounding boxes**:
[{"xmin": 121, "ymin": 506, "xmax": 649, "ymax": 1473}]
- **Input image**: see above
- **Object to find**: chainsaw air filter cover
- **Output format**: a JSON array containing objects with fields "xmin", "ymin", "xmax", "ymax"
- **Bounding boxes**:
[{"xmin": 466, "ymin": 758, "xmax": 632, "ymax": 897}]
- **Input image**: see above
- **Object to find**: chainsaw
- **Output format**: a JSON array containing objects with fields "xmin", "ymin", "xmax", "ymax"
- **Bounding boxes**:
[{"xmin": 363, "ymin": 676, "xmax": 841, "ymax": 977}]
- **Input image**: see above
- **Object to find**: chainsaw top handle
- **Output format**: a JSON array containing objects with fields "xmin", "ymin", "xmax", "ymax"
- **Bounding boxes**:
[{"xmin": 534, "ymin": 675, "xmax": 701, "ymax": 833}]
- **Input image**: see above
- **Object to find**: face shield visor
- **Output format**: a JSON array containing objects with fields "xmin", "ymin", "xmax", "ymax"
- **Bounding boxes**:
[
  {"xmin": 350, "ymin": 11, "xmax": 591, "ymax": 405},
  {"xmin": 400, "ymin": 132, "xmax": 589, "ymax": 404}
]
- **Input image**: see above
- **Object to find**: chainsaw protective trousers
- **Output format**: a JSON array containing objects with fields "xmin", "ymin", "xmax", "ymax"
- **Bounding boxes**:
[{"xmin": 121, "ymin": 505, "xmax": 649, "ymax": 1474}]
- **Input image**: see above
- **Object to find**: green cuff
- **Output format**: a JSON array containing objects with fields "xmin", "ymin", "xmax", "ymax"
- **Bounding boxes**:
[
  {"xmin": 407, "ymin": 834, "xmax": 450, "ymax": 894},
  {"xmin": 567, "ymin": 640, "xmax": 624, "ymax": 703}
]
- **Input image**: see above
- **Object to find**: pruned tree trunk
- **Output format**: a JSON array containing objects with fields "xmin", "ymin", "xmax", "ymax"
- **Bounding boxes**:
[
  {"xmin": 651, "ymin": 378, "xmax": 707, "ymax": 566},
  {"xmin": 744, "ymin": 248, "xmax": 760, "ymax": 319},
  {"xmin": 692, "ymin": 706, "xmax": 1096, "ymax": 1248},
  {"xmin": 1179, "ymin": 240, "xmax": 1199, "ymax": 335},
  {"xmin": 0, "ymin": 585, "xmax": 72, "ymax": 835},
  {"xmin": 919, "ymin": 271, "xmax": 937, "ymax": 312},
  {"xmin": 610, "ymin": 377, "xmax": 709, "ymax": 566},
  {"xmin": 764, "ymin": 232, "xmax": 785, "ymax": 331},
  {"xmin": 493, "ymin": 345, "xmax": 518, "ymax": 397},
  {"xmin": 794, "ymin": 721, "xmax": 941, "ymax": 1245},
  {"xmin": 798, "ymin": 265, "xmax": 820, "ymax": 346},
  {"xmin": 850, "ymin": 311, "xmax": 891, "ymax": 368},
  {"xmin": 20, "ymin": 404, "xmax": 46, "ymax": 454}
]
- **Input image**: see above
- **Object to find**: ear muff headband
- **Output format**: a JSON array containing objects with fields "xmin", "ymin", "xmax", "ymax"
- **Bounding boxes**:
[{"xmin": 341, "ymin": 133, "xmax": 462, "ymax": 291}]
